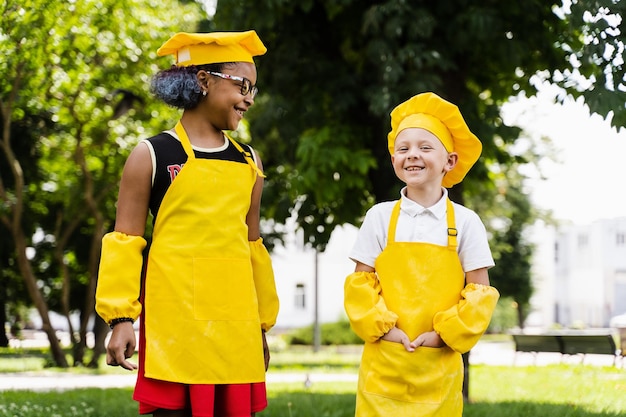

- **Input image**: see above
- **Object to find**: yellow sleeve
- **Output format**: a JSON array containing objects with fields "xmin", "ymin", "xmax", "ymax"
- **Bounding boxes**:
[
  {"xmin": 433, "ymin": 283, "xmax": 500, "ymax": 353},
  {"xmin": 344, "ymin": 271, "xmax": 398, "ymax": 343},
  {"xmin": 249, "ymin": 238, "xmax": 279, "ymax": 332},
  {"xmin": 95, "ymin": 231, "xmax": 146, "ymax": 324}
]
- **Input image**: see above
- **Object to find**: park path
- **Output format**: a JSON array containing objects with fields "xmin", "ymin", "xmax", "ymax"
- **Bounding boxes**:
[{"xmin": 0, "ymin": 340, "xmax": 621, "ymax": 392}]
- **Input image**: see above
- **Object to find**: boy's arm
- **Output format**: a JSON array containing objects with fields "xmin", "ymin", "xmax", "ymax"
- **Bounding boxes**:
[
  {"xmin": 432, "ymin": 268, "xmax": 500, "ymax": 353},
  {"xmin": 344, "ymin": 262, "xmax": 398, "ymax": 343}
]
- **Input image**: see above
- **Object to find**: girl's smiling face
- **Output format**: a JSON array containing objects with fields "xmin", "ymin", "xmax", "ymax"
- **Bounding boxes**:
[
  {"xmin": 200, "ymin": 62, "xmax": 258, "ymax": 132},
  {"xmin": 391, "ymin": 128, "xmax": 457, "ymax": 190}
]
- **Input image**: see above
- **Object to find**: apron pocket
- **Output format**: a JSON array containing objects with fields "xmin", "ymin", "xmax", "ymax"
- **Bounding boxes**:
[
  {"xmin": 193, "ymin": 257, "xmax": 256, "ymax": 321},
  {"xmin": 363, "ymin": 340, "xmax": 455, "ymax": 404}
]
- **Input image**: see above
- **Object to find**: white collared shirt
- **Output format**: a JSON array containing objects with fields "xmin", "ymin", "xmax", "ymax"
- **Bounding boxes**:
[{"xmin": 349, "ymin": 187, "xmax": 495, "ymax": 272}]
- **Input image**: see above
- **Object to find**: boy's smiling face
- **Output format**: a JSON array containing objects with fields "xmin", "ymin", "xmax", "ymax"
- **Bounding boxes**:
[{"xmin": 391, "ymin": 128, "xmax": 458, "ymax": 190}]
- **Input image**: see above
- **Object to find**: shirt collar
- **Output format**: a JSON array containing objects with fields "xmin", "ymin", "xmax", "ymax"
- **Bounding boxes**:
[{"xmin": 399, "ymin": 187, "xmax": 448, "ymax": 219}]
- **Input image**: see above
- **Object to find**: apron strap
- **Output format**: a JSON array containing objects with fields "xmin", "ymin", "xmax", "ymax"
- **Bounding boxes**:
[
  {"xmin": 174, "ymin": 122, "xmax": 265, "ymax": 178},
  {"xmin": 445, "ymin": 198, "xmax": 458, "ymax": 250},
  {"xmin": 174, "ymin": 121, "xmax": 196, "ymax": 160},
  {"xmin": 387, "ymin": 198, "xmax": 458, "ymax": 249},
  {"xmin": 388, "ymin": 200, "xmax": 402, "ymax": 245}
]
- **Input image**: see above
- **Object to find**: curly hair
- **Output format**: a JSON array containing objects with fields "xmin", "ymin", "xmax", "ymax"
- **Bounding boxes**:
[{"xmin": 150, "ymin": 62, "xmax": 233, "ymax": 110}]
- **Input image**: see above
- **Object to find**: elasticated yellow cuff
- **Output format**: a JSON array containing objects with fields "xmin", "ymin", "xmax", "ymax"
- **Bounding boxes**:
[
  {"xmin": 344, "ymin": 271, "xmax": 398, "ymax": 343},
  {"xmin": 95, "ymin": 231, "xmax": 146, "ymax": 324},
  {"xmin": 433, "ymin": 283, "xmax": 500, "ymax": 353},
  {"xmin": 250, "ymin": 238, "xmax": 279, "ymax": 332}
]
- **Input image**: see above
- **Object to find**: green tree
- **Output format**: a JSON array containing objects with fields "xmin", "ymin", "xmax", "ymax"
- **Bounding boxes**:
[
  {"xmin": 467, "ymin": 158, "xmax": 537, "ymax": 328},
  {"xmin": 0, "ymin": 0, "xmax": 202, "ymax": 366},
  {"xmin": 212, "ymin": 0, "xmax": 624, "ymax": 310},
  {"xmin": 1, "ymin": 0, "xmax": 71, "ymax": 366}
]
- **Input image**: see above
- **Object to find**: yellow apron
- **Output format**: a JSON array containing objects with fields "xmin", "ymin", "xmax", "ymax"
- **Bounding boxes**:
[
  {"xmin": 143, "ymin": 122, "xmax": 265, "ymax": 384},
  {"xmin": 356, "ymin": 199, "xmax": 465, "ymax": 417}
]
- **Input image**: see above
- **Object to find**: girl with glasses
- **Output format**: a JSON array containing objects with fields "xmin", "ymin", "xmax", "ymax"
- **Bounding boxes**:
[{"xmin": 96, "ymin": 31, "xmax": 279, "ymax": 417}]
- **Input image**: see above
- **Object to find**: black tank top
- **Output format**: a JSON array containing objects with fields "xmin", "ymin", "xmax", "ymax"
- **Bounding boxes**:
[{"xmin": 145, "ymin": 132, "xmax": 254, "ymax": 222}]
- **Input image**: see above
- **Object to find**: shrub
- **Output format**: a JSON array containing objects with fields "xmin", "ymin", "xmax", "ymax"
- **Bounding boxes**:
[{"xmin": 286, "ymin": 320, "xmax": 363, "ymax": 346}]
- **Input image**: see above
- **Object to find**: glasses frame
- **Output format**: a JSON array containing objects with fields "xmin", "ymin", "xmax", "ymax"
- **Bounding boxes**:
[{"xmin": 207, "ymin": 71, "xmax": 258, "ymax": 99}]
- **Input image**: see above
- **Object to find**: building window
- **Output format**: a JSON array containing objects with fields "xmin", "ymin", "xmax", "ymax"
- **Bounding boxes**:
[
  {"xmin": 295, "ymin": 283, "xmax": 306, "ymax": 309},
  {"xmin": 617, "ymin": 233, "xmax": 625, "ymax": 246},
  {"xmin": 554, "ymin": 241, "xmax": 559, "ymax": 263}
]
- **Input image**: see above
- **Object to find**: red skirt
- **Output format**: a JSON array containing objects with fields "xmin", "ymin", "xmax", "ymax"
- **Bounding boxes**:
[
  {"xmin": 133, "ymin": 303, "xmax": 267, "ymax": 416},
  {"xmin": 134, "ymin": 374, "xmax": 267, "ymax": 417}
]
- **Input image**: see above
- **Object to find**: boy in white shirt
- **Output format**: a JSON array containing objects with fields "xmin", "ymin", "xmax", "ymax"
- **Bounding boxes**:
[{"xmin": 344, "ymin": 92, "xmax": 499, "ymax": 417}]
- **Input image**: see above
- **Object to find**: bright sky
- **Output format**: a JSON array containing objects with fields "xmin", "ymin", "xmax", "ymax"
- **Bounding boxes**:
[{"xmin": 502, "ymin": 85, "xmax": 626, "ymax": 225}]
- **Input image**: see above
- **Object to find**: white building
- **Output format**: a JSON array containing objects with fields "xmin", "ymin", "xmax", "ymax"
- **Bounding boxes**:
[
  {"xmin": 551, "ymin": 217, "xmax": 626, "ymax": 327},
  {"xmin": 271, "ymin": 224, "xmax": 358, "ymax": 330}
]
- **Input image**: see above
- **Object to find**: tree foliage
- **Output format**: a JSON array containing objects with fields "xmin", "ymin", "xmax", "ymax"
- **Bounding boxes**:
[
  {"xmin": 211, "ymin": 1, "xmax": 617, "ymax": 242},
  {"xmin": 212, "ymin": 0, "xmax": 625, "ymax": 324},
  {"xmin": 0, "ymin": 0, "xmax": 202, "ymax": 365}
]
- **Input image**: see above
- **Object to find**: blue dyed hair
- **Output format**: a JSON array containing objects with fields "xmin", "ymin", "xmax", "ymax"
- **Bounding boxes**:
[{"xmin": 150, "ymin": 63, "xmax": 232, "ymax": 110}]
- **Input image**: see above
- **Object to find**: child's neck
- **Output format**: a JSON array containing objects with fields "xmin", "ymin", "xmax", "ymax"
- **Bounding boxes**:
[
  {"xmin": 179, "ymin": 113, "xmax": 224, "ymax": 148},
  {"xmin": 404, "ymin": 184, "xmax": 444, "ymax": 208}
]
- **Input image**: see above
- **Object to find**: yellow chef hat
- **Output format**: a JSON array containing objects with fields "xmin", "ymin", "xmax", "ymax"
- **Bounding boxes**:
[
  {"xmin": 388, "ymin": 92, "xmax": 482, "ymax": 188},
  {"xmin": 157, "ymin": 30, "xmax": 267, "ymax": 66}
]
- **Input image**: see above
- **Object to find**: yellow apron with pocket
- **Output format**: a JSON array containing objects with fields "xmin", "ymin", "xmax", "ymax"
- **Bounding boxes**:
[
  {"xmin": 356, "ymin": 199, "xmax": 465, "ymax": 417},
  {"xmin": 143, "ymin": 122, "xmax": 265, "ymax": 384}
]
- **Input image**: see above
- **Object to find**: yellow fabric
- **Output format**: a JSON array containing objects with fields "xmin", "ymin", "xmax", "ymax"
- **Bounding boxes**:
[
  {"xmin": 95, "ymin": 231, "xmax": 146, "ymax": 323},
  {"xmin": 157, "ymin": 31, "xmax": 267, "ymax": 66},
  {"xmin": 344, "ymin": 271, "xmax": 398, "ymax": 343},
  {"xmin": 397, "ymin": 114, "xmax": 453, "ymax": 152},
  {"xmin": 387, "ymin": 92, "xmax": 482, "ymax": 188},
  {"xmin": 143, "ymin": 122, "xmax": 265, "ymax": 384},
  {"xmin": 358, "ymin": 342, "xmax": 463, "ymax": 416},
  {"xmin": 249, "ymin": 238, "xmax": 279, "ymax": 331},
  {"xmin": 351, "ymin": 199, "xmax": 466, "ymax": 417},
  {"xmin": 433, "ymin": 283, "xmax": 500, "ymax": 353}
]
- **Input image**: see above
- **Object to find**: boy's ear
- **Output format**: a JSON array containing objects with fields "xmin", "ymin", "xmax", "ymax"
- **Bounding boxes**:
[{"xmin": 444, "ymin": 153, "xmax": 459, "ymax": 172}]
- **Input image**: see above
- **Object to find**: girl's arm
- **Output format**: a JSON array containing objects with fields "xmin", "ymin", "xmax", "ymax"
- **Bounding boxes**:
[
  {"xmin": 246, "ymin": 149, "xmax": 263, "ymax": 240},
  {"xmin": 113, "ymin": 142, "xmax": 152, "ymax": 235},
  {"xmin": 246, "ymin": 150, "xmax": 278, "ymax": 370},
  {"xmin": 98, "ymin": 142, "xmax": 152, "ymax": 371}
]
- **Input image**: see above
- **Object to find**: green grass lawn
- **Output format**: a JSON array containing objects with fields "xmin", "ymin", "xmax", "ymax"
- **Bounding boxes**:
[{"xmin": 0, "ymin": 346, "xmax": 625, "ymax": 416}]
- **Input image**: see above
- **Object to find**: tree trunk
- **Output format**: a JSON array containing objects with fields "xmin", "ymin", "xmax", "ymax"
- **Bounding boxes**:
[
  {"xmin": 0, "ymin": 293, "xmax": 8, "ymax": 347},
  {"xmin": 77, "ymin": 212, "xmax": 104, "ymax": 365},
  {"xmin": 14, "ymin": 231, "xmax": 68, "ymax": 367},
  {"xmin": 462, "ymin": 351, "xmax": 470, "ymax": 402},
  {"xmin": 73, "ymin": 128, "xmax": 109, "ymax": 367},
  {"xmin": 55, "ymin": 243, "xmax": 80, "ymax": 365},
  {"xmin": 1, "ymin": 118, "xmax": 68, "ymax": 366},
  {"xmin": 88, "ymin": 315, "xmax": 109, "ymax": 368},
  {"xmin": 517, "ymin": 301, "xmax": 526, "ymax": 329}
]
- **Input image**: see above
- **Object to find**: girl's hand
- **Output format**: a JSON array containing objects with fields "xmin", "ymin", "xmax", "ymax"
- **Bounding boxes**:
[
  {"xmin": 410, "ymin": 331, "xmax": 445, "ymax": 349},
  {"xmin": 106, "ymin": 321, "xmax": 138, "ymax": 371},
  {"xmin": 262, "ymin": 330, "xmax": 270, "ymax": 371},
  {"xmin": 381, "ymin": 327, "xmax": 415, "ymax": 352}
]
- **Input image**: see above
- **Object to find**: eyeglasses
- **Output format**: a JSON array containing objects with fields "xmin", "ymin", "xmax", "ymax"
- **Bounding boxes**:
[{"xmin": 208, "ymin": 71, "xmax": 258, "ymax": 99}]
